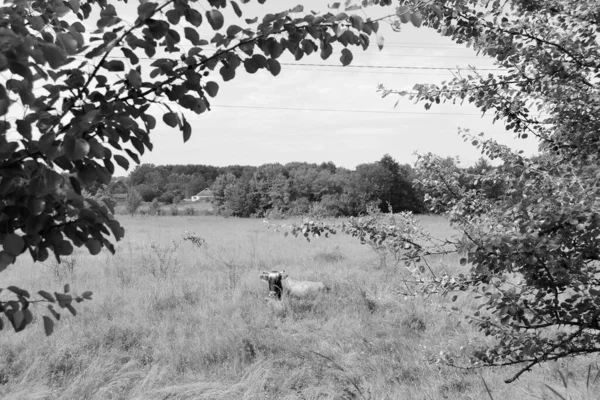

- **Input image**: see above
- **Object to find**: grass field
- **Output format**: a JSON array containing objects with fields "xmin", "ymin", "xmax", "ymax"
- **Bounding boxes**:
[{"xmin": 0, "ymin": 215, "xmax": 597, "ymax": 399}]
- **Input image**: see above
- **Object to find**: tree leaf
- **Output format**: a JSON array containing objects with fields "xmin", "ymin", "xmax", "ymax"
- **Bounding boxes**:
[
  {"xmin": 7, "ymin": 286, "xmax": 29, "ymax": 298},
  {"xmin": 182, "ymin": 116, "xmax": 192, "ymax": 143},
  {"xmin": 267, "ymin": 58, "xmax": 281, "ymax": 76},
  {"xmin": 66, "ymin": 304, "xmax": 77, "ymax": 316},
  {"xmin": 85, "ymin": 239, "xmax": 102, "ymax": 255},
  {"xmin": 219, "ymin": 65, "xmax": 236, "ymax": 81},
  {"xmin": 231, "ymin": 1, "xmax": 242, "ymax": 17},
  {"xmin": 54, "ymin": 240, "xmax": 73, "ymax": 256},
  {"xmin": 206, "ymin": 9, "xmax": 224, "ymax": 30},
  {"xmin": 3, "ymin": 234, "xmax": 25, "ymax": 256},
  {"xmin": 102, "ymin": 60, "xmax": 125, "ymax": 71},
  {"xmin": 184, "ymin": 27, "xmax": 201, "ymax": 45},
  {"xmin": 340, "ymin": 48, "xmax": 353, "ymax": 66},
  {"xmin": 43, "ymin": 316, "xmax": 54, "ymax": 336},
  {"xmin": 320, "ymin": 42, "xmax": 333, "ymax": 60},
  {"xmin": 57, "ymin": 32, "xmax": 78, "ymax": 54},
  {"xmin": 41, "ymin": 44, "xmax": 67, "ymax": 69},
  {"xmin": 226, "ymin": 24, "xmax": 242, "ymax": 37},
  {"xmin": 12, "ymin": 310, "xmax": 24, "ymax": 331},
  {"xmin": 137, "ymin": 1, "xmax": 157, "ymax": 21},
  {"xmin": 166, "ymin": 9, "xmax": 181, "ymax": 24},
  {"xmin": 185, "ymin": 8, "xmax": 203, "ymax": 27},
  {"xmin": 127, "ymin": 69, "xmax": 142, "ymax": 88},
  {"xmin": 69, "ymin": 138, "xmax": 90, "ymax": 160},
  {"xmin": 163, "ymin": 112, "xmax": 179, "ymax": 128},
  {"xmin": 114, "ymin": 154, "xmax": 129, "ymax": 170},
  {"xmin": 376, "ymin": 32, "xmax": 384, "ymax": 50},
  {"xmin": 205, "ymin": 81, "xmax": 219, "ymax": 97},
  {"xmin": 398, "ymin": 6, "xmax": 411, "ymax": 23},
  {"xmin": 82, "ymin": 291, "xmax": 93, "ymax": 300},
  {"xmin": 121, "ymin": 48, "xmax": 139, "ymax": 65},
  {"xmin": 410, "ymin": 12, "xmax": 423, "ymax": 28},
  {"xmin": 38, "ymin": 291, "xmax": 56, "ymax": 303}
]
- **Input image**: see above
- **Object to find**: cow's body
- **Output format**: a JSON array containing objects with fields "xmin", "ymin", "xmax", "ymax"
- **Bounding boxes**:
[{"xmin": 283, "ymin": 276, "xmax": 329, "ymax": 298}]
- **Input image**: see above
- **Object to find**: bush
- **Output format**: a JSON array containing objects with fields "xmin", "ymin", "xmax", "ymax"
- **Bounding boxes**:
[
  {"xmin": 149, "ymin": 199, "xmax": 162, "ymax": 216},
  {"xmin": 265, "ymin": 207, "xmax": 286, "ymax": 220},
  {"xmin": 170, "ymin": 205, "xmax": 179, "ymax": 216},
  {"xmin": 289, "ymin": 197, "xmax": 311, "ymax": 215},
  {"xmin": 136, "ymin": 184, "xmax": 160, "ymax": 202},
  {"xmin": 126, "ymin": 188, "xmax": 143, "ymax": 216},
  {"xmin": 184, "ymin": 206, "xmax": 195, "ymax": 216},
  {"xmin": 158, "ymin": 191, "xmax": 175, "ymax": 204}
]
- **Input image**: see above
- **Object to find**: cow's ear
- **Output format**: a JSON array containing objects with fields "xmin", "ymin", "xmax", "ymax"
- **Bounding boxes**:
[{"xmin": 260, "ymin": 275, "xmax": 268, "ymax": 282}]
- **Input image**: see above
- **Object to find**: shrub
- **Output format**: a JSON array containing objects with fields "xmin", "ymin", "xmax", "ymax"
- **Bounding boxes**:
[
  {"xmin": 184, "ymin": 206, "xmax": 195, "ymax": 216},
  {"xmin": 149, "ymin": 199, "xmax": 162, "ymax": 216},
  {"xmin": 158, "ymin": 191, "xmax": 175, "ymax": 204},
  {"xmin": 126, "ymin": 188, "xmax": 143, "ymax": 216}
]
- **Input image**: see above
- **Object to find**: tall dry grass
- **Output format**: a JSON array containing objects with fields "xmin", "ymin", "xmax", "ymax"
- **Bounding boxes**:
[{"xmin": 0, "ymin": 215, "xmax": 598, "ymax": 399}]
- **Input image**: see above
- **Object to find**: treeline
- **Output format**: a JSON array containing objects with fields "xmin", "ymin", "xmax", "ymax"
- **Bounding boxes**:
[
  {"xmin": 91, "ymin": 154, "xmax": 503, "ymax": 218},
  {"xmin": 211, "ymin": 155, "xmax": 424, "ymax": 217}
]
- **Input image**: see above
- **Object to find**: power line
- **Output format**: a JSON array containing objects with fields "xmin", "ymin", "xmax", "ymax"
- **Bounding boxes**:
[
  {"xmin": 283, "ymin": 67, "xmax": 458, "ymax": 75},
  {"xmin": 211, "ymin": 104, "xmax": 483, "ymax": 115},
  {"xmin": 280, "ymin": 62, "xmax": 502, "ymax": 71},
  {"xmin": 361, "ymin": 53, "xmax": 483, "ymax": 59},
  {"xmin": 72, "ymin": 54, "xmax": 501, "ymax": 71}
]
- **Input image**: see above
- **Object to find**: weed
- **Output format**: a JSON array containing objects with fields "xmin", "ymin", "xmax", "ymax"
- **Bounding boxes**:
[
  {"xmin": 138, "ymin": 237, "xmax": 181, "ymax": 278},
  {"xmin": 44, "ymin": 255, "xmax": 77, "ymax": 283}
]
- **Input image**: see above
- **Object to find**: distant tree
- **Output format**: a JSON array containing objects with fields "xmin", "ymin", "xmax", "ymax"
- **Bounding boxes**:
[
  {"xmin": 126, "ymin": 188, "xmax": 143, "ymax": 216},
  {"xmin": 135, "ymin": 184, "xmax": 160, "ymax": 202},
  {"xmin": 211, "ymin": 172, "xmax": 238, "ymax": 211},
  {"xmin": 249, "ymin": 164, "xmax": 291, "ymax": 215},
  {"xmin": 158, "ymin": 191, "xmax": 175, "ymax": 204},
  {"xmin": 94, "ymin": 184, "xmax": 117, "ymax": 213},
  {"xmin": 319, "ymin": 161, "xmax": 338, "ymax": 174}
]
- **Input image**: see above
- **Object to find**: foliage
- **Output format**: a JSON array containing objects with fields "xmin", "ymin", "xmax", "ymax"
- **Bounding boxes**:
[
  {"xmin": 209, "ymin": 156, "xmax": 426, "ymax": 217},
  {"xmin": 125, "ymin": 188, "xmax": 143, "ymax": 216},
  {"xmin": 148, "ymin": 199, "xmax": 163, "ymax": 216},
  {"xmin": 0, "ymin": 284, "xmax": 92, "ymax": 336},
  {"xmin": 157, "ymin": 191, "xmax": 175, "ymax": 204},
  {"xmin": 372, "ymin": 0, "xmax": 600, "ymax": 383},
  {"xmin": 342, "ymin": 205, "xmax": 440, "ymax": 270},
  {"xmin": 181, "ymin": 230, "xmax": 206, "ymax": 248}
]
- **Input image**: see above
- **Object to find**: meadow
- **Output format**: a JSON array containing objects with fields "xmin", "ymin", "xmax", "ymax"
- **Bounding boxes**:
[{"xmin": 0, "ymin": 214, "xmax": 597, "ymax": 400}]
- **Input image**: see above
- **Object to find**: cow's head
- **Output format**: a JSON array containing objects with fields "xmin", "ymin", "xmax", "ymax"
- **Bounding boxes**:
[{"xmin": 260, "ymin": 270, "xmax": 285, "ymax": 300}]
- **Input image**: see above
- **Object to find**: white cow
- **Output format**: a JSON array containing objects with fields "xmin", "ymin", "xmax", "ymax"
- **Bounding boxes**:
[{"xmin": 260, "ymin": 270, "xmax": 330, "ymax": 300}]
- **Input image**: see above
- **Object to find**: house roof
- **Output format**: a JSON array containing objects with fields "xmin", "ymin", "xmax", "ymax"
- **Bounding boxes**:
[{"xmin": 195, "ymin": 189, "xmax": 214, "ymax": 197}]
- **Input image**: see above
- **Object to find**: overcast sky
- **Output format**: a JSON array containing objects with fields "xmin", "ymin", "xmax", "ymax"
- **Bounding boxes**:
[
  {"xmin": 131, "ymin": 0, "xmax": 539, "ymax": 173},
  {"xmin": 29, "ymin": 1, "xmax": 543, "ymax": 174}
]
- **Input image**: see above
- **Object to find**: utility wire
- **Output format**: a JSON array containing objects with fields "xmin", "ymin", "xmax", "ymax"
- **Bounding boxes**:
[
  {"xmin": 73, "ymin": 54, "xmax": 501, "ymax": 71},
  {"xmin": 279, "ymin": 63, "xmax": 502, "ymax": 71},
  {"xmin": 211, "ymin": 104, "xmax": 484, "ymax": 116}
]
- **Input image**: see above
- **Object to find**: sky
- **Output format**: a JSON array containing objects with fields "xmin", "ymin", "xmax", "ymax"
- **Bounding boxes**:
[{"xmin": 13, "ymin": 0, "xmax": 543, "ymax": 175}]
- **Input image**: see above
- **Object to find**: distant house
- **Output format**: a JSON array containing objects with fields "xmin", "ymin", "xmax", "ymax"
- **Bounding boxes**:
[{"xmin": 190, "ymin": 188, "xmax": 214, "ymax": 202}]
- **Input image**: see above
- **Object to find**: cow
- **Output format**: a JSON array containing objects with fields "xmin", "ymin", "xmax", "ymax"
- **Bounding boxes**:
[
  {"xmin": 260, "ymin": 270, "xmax": 285, "ymax": 300},
  {"xmin": 260, "ymin": 270, "xmax": 330, "ymax": 300}
]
